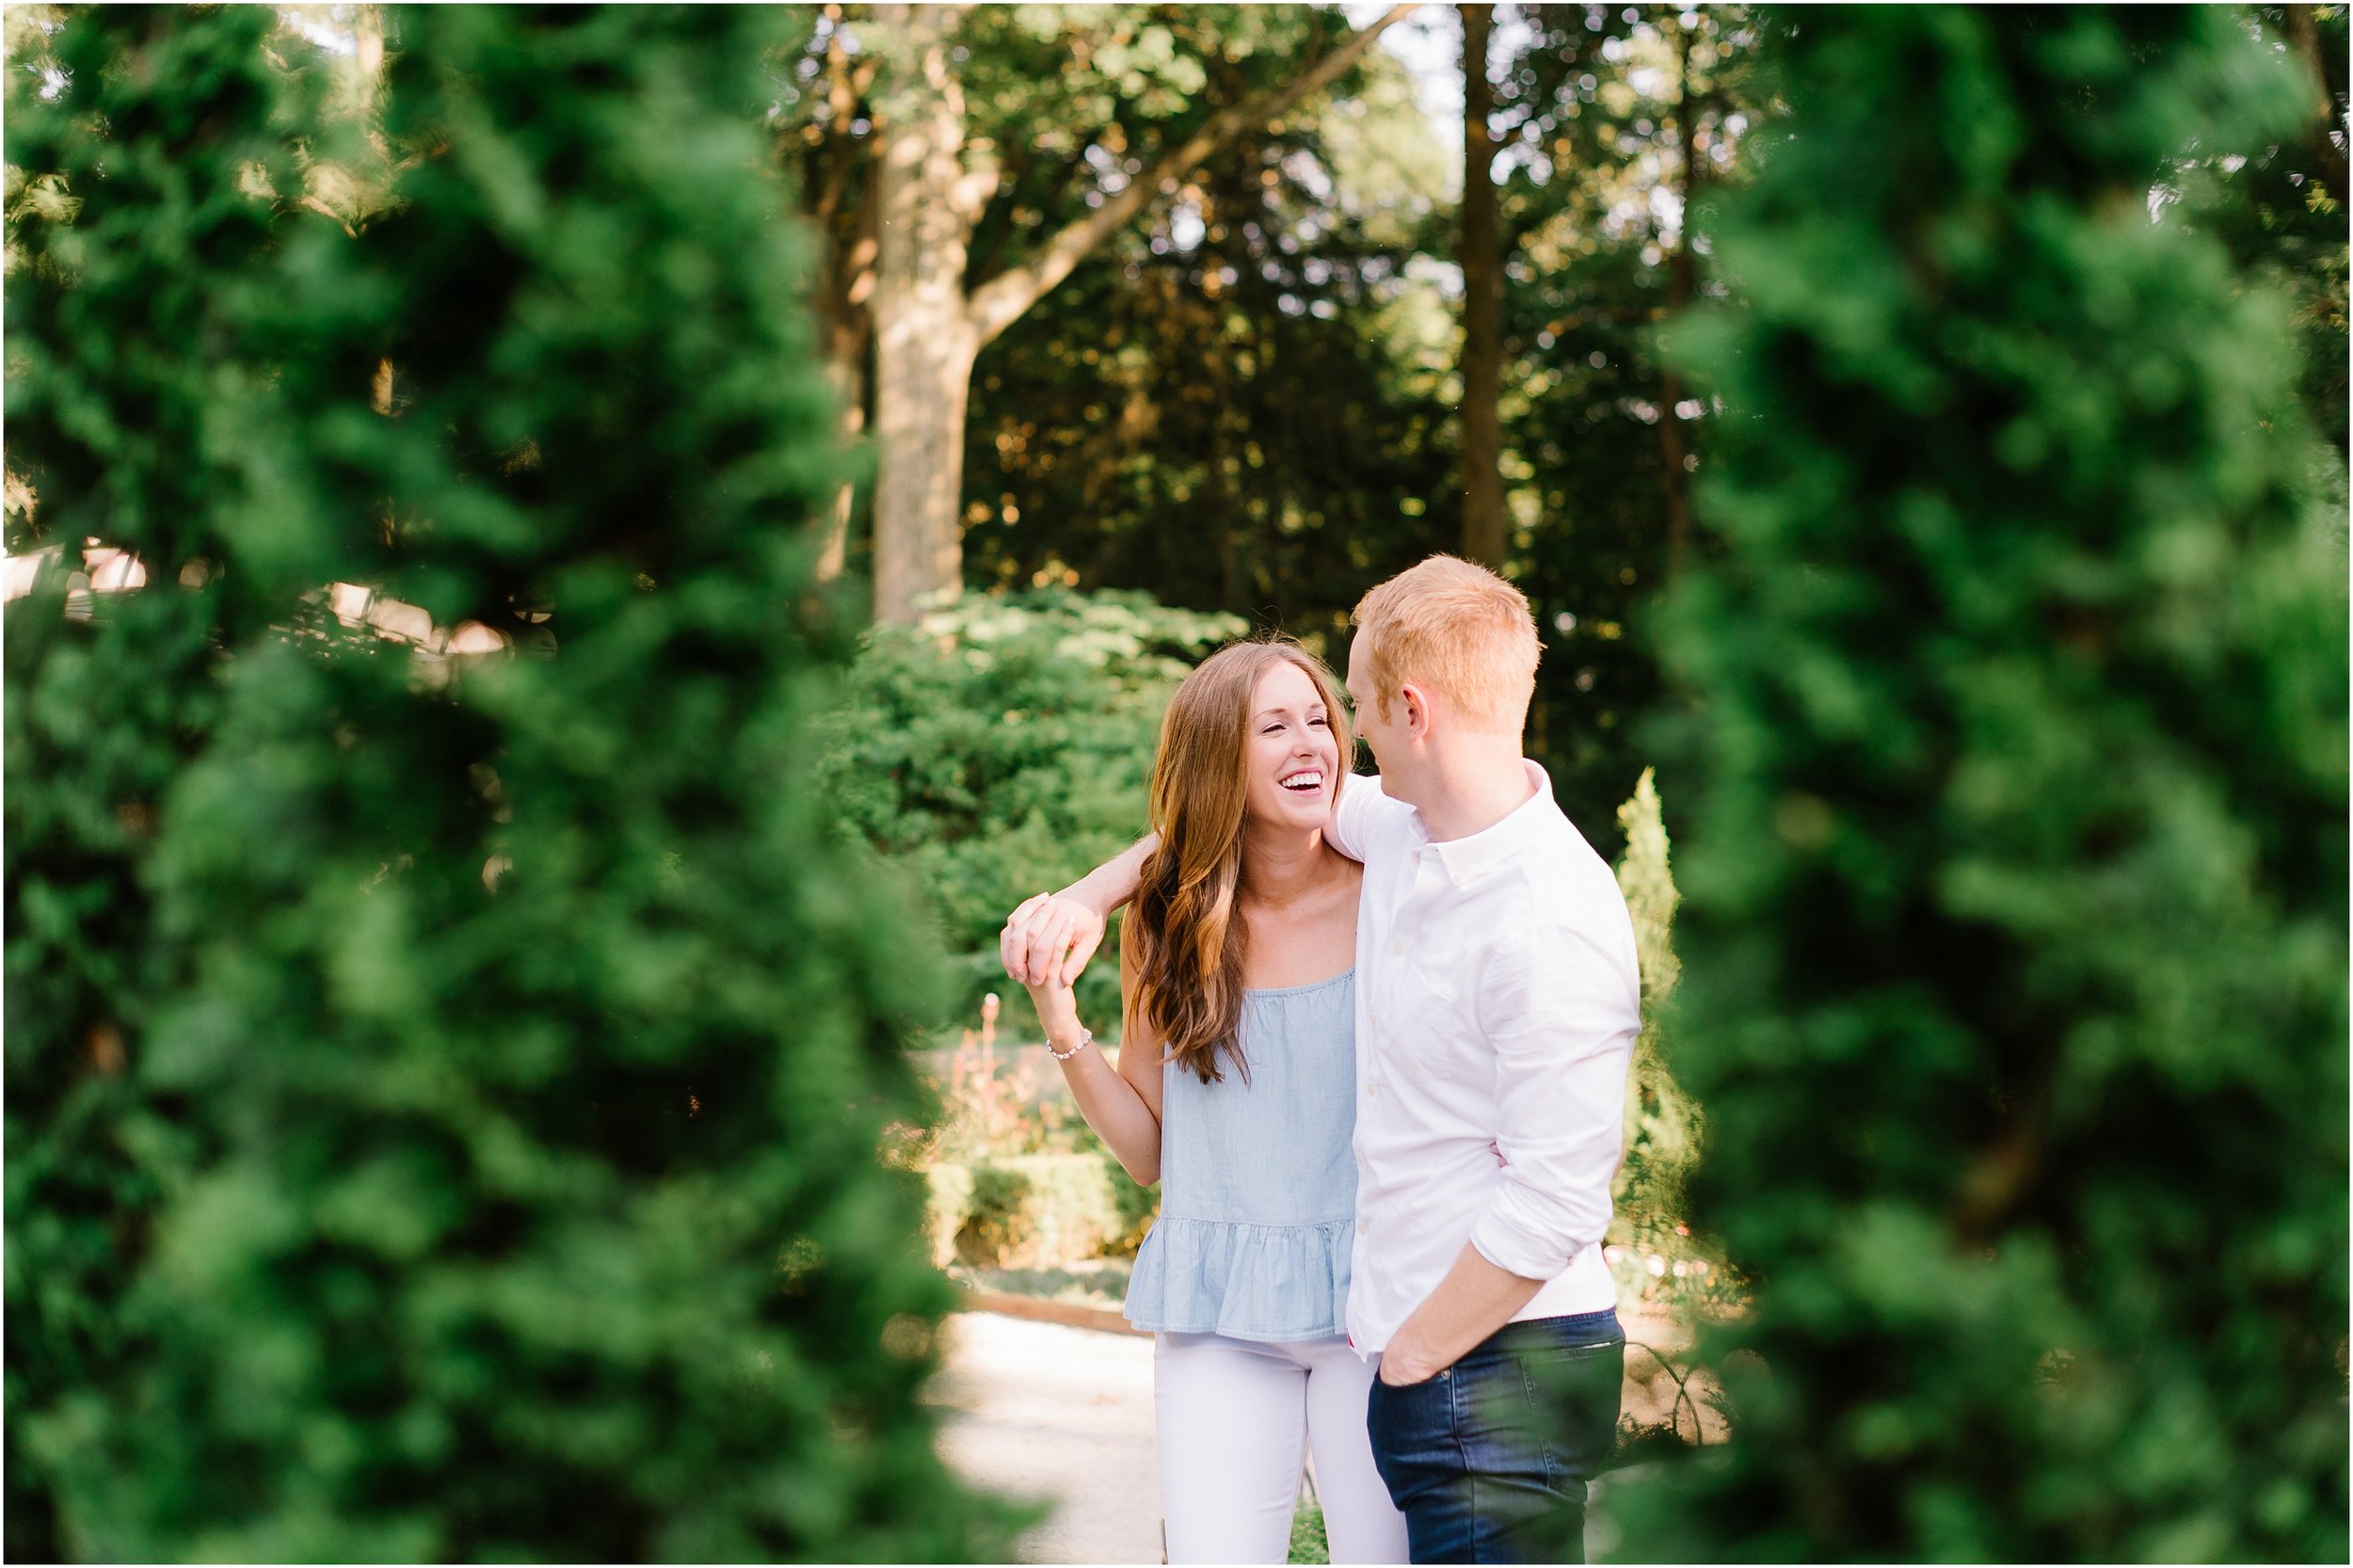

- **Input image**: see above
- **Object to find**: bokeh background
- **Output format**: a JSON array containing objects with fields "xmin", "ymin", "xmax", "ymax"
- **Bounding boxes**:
[{"xmin": 6, "ymin": 4, "xmax": 2345, "ymax": 1562}]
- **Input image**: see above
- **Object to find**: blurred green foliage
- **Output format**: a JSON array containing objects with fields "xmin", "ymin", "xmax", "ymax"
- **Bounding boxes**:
[
  {"xmin": 822, "ymin": 588, "xmax": 1245, "ymax": 1039},
  {"xmin": 1600, "ymin": 7, "xmax": 2350, "ymax": 1560},
  {"xmin": 5, "ymin": 7, "xmax": 1008, "ymax": 1560}
]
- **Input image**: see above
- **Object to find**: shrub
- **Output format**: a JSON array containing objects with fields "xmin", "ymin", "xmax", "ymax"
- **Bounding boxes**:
[
  {"xmin": 921, "ymin": 1165, "xmax": 979, "ymax": 1270},
  {"xmin": 952, "ymin": 1153, "xmax": 1138, "ymax": 1271},
  {"xmin": 1602, "ymin": 8, "xmax": 2349, "ymax": 1561},
  {"xmin": 5, "ymin": 8, "xmax": 1007, "ymax": 1560},
  {"xmin": 823, "ymin": 587, "xmax": 1246, "ymax": 1038},
  {"xmin": 1609, "ymin": 766, "xmax": 1700, "ymax": 1243}
]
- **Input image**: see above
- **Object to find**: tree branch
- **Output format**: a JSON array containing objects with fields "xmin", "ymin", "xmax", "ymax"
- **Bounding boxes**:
[{"xmin": 963, "ymin": 3, "xmax": 1416, "ymax": 348}]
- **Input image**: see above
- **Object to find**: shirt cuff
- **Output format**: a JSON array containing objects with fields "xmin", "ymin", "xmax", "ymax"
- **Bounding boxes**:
[{"xmin": 1467, "ymin": 1199, "xmax": 1570, "ymax": 1285}]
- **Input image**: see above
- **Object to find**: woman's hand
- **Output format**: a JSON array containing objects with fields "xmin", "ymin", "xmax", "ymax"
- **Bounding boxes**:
[{"xmin": 1000, "ymin": 891, "xmax": 1107, "ymax": 987}]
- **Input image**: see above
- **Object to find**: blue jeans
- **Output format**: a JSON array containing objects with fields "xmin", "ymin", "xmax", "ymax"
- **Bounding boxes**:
[{"xmin": 1366, "ymin": 1310, "xmax": 1625, "ymax": 1564}]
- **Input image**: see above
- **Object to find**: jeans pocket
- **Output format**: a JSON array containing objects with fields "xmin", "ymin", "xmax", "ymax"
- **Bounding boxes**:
[
  {"xmin": 1515, "ymin": 1341, "xmax": 1625, "ymax": 1489},
  {"xmin": 1516, "ymin": 1339, "xmax": 1625, "ymax": 1399},
  {"xmin": 1368, "ymin": 1368, "xmax": 1456, "ymax": 1482}
]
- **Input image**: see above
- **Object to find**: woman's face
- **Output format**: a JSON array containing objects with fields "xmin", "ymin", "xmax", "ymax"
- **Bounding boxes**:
[{"xmin": 1242, "ymin": 660, "xmax": 1341, "ymax": 833}]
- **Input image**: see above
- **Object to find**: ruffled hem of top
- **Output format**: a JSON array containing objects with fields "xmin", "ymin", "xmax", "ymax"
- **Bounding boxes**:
[{"xmin": 1123, "ymin": 1215, "xmax": 1353, "ymax": 1343}]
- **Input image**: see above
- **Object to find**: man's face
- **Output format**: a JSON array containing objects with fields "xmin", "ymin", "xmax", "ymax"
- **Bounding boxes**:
[{"xmin": 1345, "ymin": 630, "xmax": 1414, "ymax": 786}]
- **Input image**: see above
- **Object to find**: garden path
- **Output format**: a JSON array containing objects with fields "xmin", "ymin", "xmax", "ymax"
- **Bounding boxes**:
[{"xmin": 933, "ymin": 1310, "xmax": 1164, "ymax": 1565}]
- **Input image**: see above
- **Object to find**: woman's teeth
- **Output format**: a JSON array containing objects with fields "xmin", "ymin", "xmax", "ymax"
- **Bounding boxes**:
[{"xmin": 1279, "ymin": 769, "xmax": 1324, "ymax": 792}]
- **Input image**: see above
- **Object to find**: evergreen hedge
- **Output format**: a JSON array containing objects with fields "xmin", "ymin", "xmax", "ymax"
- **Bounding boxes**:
[
  {"xmin": 823, "ymin": 586, "xmax": 1245, "ymax": 1038},
  {"xmin": 1606, "ymin": 8, "xmax": 2349, "ymax": 1560},
  {"xmin": 7, "ymin": 8, "xmax": 1006, "ymax": 1560}
]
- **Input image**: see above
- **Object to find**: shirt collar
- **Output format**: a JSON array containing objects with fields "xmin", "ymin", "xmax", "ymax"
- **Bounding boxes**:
[{"xmin": 1417, "ymin": 760, "xmax": 1556, "ymax": 888}]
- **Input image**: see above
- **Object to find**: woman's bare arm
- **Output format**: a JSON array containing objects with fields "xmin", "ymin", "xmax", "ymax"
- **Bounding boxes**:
[
  {"xmin": 1023, "ymin": 936, "xmax": 1162, "ymax": 1186},
  {"xmin": 1001, "ymin": 832, "xmax": 1160, "ymax": 985}
]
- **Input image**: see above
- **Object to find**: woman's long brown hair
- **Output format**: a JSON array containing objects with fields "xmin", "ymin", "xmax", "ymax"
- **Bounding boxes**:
[{"xmin": 1125, "ymin": 639, "xmax": 1353, "ymax": 1084}]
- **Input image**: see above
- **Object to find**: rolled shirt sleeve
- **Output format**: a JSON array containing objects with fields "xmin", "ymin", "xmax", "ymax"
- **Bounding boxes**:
[{"xmin": 1465, "ymin": 918, "xmax": 1641, "ymax": 1282}]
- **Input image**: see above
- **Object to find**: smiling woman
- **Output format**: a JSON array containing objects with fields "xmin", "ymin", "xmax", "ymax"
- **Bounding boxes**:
[
  {"xmin": 996, "ymin": 634, "xmax": 1405, "ymax": 1563},
  {"xmin": 1129, "ymin": 640, "xmax": 1353, "ymax": 1087}
]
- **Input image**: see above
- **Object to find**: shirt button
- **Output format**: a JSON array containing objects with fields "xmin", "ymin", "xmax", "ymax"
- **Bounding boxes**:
[{"xmin": 1390, "ymin": 941, "xmax": 1403, "ymax": 956}]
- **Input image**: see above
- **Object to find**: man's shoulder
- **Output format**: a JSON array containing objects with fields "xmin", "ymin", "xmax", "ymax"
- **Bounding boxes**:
[
  {"xmin": 1496, "ymin": 812, "xmax": 1638, "ymax": 952},
  {"xmin": 1510, "ymin": 803, "xmax": 1624, "ymax": 900},
  {"xmin": 1337, "ymin": 772, "xmax": 1422, "ymax": 859}
]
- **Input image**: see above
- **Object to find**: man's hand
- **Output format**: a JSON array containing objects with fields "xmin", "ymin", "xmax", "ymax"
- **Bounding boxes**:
[
  {"xmin": 1000, "ymin": 892, "xmax": 1107, "ymax": 987},
  {"xmin": 1376, "ymin": 1326, "xmax": 1448, "ymax": 1387},
  {"xmin": 1376, "ymin": 1242, "xmax": 1549, "ymax": 1385}
]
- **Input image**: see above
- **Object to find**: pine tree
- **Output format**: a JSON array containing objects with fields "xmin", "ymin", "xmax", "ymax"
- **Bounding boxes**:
[
  {"xmin": 1611, "ymin": 768, "xmax": 1699, "ymax": 1237},
  {"xmin": 1606, "ymin": 8, "xmax": 2349, "ymax": 1560},
  {"xmin": 6, "ymin": 8, "xmax": 1010, "ymax": 1559}
]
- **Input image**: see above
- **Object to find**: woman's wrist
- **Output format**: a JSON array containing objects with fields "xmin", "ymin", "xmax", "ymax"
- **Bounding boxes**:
[{"xmin": 1056, "ymin": 871, "xmax": 1117, "ymax": 922}]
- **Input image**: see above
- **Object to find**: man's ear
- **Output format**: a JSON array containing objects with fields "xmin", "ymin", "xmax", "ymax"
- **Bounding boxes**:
[{"xmin": 1399, "ymin": 680, "xmax": 1434, "ymax": 742}]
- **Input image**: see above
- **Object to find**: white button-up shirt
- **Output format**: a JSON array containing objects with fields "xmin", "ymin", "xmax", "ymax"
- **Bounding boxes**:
[{"xmin": 1330, "ymin": 761, "xmax": 1641, "ymax": 1355}]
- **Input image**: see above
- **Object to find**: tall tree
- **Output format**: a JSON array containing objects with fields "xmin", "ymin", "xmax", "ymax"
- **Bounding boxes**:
[
  {"xmin": 1601, "ymin": 8, "xmax": 2347, "ymax": 1559},
  {"xmin": 861, "ymin": 3, "xmax": 1414, "ymax": 622},
  {"xmin": 2189, "ymin": 3, "xmax": 2349, "ymax": 456},
  {"xmin": 5, "ymin": 8, "xmax": 1008, "ymax": 1558},
  {"xmin": 793, "ymin": 8, "xmax": 884, "ymax": 580},
  {"xmin": 1485, "ymin": 3, "xmax": 1759, "ymax": 826},
  {"xmin": 1653, "ymin": 8, "xmax": 1704, "ymax": 578},
  {"xmin": 1459, "ymin": 2, "xmax": 1508, "ymax": 568},
  {"xmin": 959, "ymin": 27, "xmax": 1454, "ymax": 636}
]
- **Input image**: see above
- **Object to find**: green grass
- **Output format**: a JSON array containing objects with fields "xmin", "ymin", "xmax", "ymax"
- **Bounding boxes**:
[{"xmin": 1289, "ymin": 1498, "xmax": 1329, "ymax": 1564}]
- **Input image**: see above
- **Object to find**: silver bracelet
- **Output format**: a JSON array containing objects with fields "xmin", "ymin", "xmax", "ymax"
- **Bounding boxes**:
[{"xmin": 1047, "ymin": 1028, "xmax": 1094, "ymax": 1063}]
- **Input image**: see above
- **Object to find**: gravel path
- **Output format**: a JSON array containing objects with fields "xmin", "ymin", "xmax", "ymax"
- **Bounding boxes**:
[{"xmin": 933, "ymin": 1311, "xmax": 1164, "ymax": 1565}]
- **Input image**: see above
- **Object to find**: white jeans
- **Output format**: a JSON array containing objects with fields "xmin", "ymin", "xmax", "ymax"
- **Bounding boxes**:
[{"xmin": 1154, "ymin": 1330, "xmax": 1410, "ymax": 1564}]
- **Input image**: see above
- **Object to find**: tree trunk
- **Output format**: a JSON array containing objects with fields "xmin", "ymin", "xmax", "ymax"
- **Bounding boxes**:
[
  {"xmin": 1657, "ymin": 16, "xmax": 1700, "ymax": 581},
  {"xmin": 814, "ymin": 353, "xmax": 869, "ymax": 584},
  {"xmin": 2284, "ymin": 5, "xmax": 2348, "ymax": 190},
  {"xmin": 815, "ymin": 189, "xmax": 878, "ymax": 583},
  {"xmin": 1458, "ymin": 3, "xmax": 1508, "ymax": 569},
  {"xmin": 864, "ymin": 4, "xmax": 1414, "ymax": 622},
  {"xmin": 811, "ymin": 24, "xmax": 879, "ymax": 584},
  {"xmin": 871, "ymin": 4, "xmax": 981, "ymax": 624}
]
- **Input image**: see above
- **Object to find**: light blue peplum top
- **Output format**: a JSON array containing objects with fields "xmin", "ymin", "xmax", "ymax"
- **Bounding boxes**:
[{"xmin": 1123, "ymin": 968, "xmax": 1357, "ymax": 1343}]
